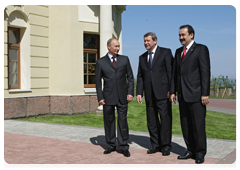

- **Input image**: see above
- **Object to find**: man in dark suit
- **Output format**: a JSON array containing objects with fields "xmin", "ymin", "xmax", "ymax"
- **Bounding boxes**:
[
  {"xmin": 170, "ymin": 25, "xmax": 210, "ymax": 164},
  {"xmin": 95, "ymin": 38, "xmax": 134, "ymax": 157},
  {"xmin": 136, "ymin": 32, "xmax": 173, "ymax": 156}
]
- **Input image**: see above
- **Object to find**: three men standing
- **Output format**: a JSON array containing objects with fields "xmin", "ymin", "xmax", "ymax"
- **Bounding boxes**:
[
  {"xmin": 95, "ymin": 24, "xmax": 210, "ymax": 164},
  {"xmin": 170, "ymin": 25, "xmax": 211, "ymax": 164},
  {"xmin": 136, "ymin": 32, "xmax": 173, "ymax": 156}
]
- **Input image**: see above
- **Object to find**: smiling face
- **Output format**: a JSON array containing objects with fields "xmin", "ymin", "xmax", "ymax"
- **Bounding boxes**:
[
  {"xmin": 144, "ymin": 36, "xmax": 157, "ymax": 52},
  {"xmin": 179, "ymin": 27, "xmax": 194, "ymax": 47},
  {"xmin": 107, "ymin": 39, "xmax": 120, "ymax": 56}
]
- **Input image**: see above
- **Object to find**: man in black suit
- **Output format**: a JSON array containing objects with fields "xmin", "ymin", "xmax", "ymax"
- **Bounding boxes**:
[
  {"xmin": 136, "ymin": 32, "xmax": 173, "ymax": 156},
  {"xmin": 170, "ymin": 25, "xmax": 210, "ymax": 164},
  {"xmin": 95, "ymin": 38, "xmax": 134, "ymax": 157}
]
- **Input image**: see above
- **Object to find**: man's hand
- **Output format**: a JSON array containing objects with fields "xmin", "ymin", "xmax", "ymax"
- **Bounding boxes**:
[
  {"xmin": 137, "ymin": 95, "xmax": 142, "ymax": 104},
  {"xmin": 201, "ymin": 96, "xmax": 209, "ymax": 105},
  {"xmin": 127, "ymin": 95, "xmax": 133, "ymax": 103},
  {"xmin": 99, "ymin": 99, "xmax": 105, "ymax": 105},
  {"xmin": 170, "ymin": 94, "xmax": 176, "ymax": 104}
]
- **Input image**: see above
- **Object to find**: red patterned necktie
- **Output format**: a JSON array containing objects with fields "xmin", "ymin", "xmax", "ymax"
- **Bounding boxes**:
[
  {"xmin": 181, "ymin": 47, "xmax": 187, "ymax": 63},
  {"xmin": 112, "ymin": 56, "xmax": 116, "ymax": 68}
]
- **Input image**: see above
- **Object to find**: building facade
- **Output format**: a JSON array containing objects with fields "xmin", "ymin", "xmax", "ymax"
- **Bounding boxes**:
[{"xmin": 4, "ymin": 5, "xmax": 126, "ymax": 119}]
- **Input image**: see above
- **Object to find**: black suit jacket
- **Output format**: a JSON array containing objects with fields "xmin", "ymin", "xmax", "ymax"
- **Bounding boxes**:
[
  {"xmin": 136, "ymin": 46, "xmax": 173, "ymax": 101},
  {"xmin": 170, "ymin": 42, "xmax": 211, "ymax": 102},
  {"xmin": 95, "ymin": 54, "xmax": 134, "ymax": 105}
]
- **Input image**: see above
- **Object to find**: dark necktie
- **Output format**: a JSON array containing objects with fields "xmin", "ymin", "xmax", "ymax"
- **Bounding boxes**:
[
  {"xmin": 181, "ymin": 47, "xmax": 187, "ymax": 63},
  {"xmin": 148, "ymin": 52, "xmax": 153, "ymax": 69},
  {"xmin": 112, "ymin": 56, "xmax": 116, "ymax": 68}
]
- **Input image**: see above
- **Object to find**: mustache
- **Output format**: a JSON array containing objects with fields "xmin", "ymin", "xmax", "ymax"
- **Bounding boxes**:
[{"xmin": 180, "ymin": 39, "xmax": 185, "ymax": 42}]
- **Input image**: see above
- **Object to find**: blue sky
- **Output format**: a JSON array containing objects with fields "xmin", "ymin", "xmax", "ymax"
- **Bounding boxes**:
[{"xmin": 122, "ymin": 5, "xmax": 236, "ymax": 80}]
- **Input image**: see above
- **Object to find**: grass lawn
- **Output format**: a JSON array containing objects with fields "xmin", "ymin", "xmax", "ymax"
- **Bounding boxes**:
[{"xmin": 17, "ymin": 99, "xmax": 236, "ymax": 140}]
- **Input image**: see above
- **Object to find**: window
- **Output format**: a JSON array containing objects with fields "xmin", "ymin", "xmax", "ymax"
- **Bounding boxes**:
[
  {"xmin": 8, "ymin": 27, "xmax": 21, "ymax": 89},
  {"xmin": 84, "ymin": 34, "xmax": 99, "ymax": 88}
]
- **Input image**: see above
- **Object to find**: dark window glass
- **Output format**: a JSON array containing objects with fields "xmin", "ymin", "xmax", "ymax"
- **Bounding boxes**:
[
  {"xmin": 88, "ymin": 54, "xmax": 96, "ymax": 63},
  {"xmin": 89, "ymin": 75, "xmax": 95, "ymax": 84}
]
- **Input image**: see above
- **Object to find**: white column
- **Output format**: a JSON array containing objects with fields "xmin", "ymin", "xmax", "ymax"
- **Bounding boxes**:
[
  {"xmin": 117, "ymin": 12, "xmax": 123, "ymax": 54},
  {"xmin": 98, "ymin": 5, "xmax": 112, "ymax": 111},
  {"xmin": 100, "ymin": 5, "xmax": 112, "ymax": 58}
]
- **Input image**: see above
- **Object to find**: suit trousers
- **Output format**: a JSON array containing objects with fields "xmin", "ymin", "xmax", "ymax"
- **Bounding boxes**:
[
  {"xmin": 103, "ymin": 101, "xmax": 129, "ymax": 151},
  {"xmin": 146, "ymin": 90, "xmax": 172, "ymax": 151},
  {"xmin": 179, "ymin": 97, "xmax": 207, "ymax": 157}
]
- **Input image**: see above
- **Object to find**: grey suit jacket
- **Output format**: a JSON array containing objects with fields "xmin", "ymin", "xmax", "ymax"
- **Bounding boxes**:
[{"xmin": 95, "ymin": 54, "xmax": 134, "ymax": 105}]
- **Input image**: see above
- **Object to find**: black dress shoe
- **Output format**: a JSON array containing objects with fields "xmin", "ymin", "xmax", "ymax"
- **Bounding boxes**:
[
  {"xmin": 122, "ymin": 150, "xmax": 130, "ymax": 157},
  {"xmin": 147, "ymin": 147, "xmax": 159, "ymax": 154},
  {"xmin": 177, "ymin": 152, "xmax": 192, "ymax": 159},
  {"xmin": 103, "ymin": 147, "xmax": 116, "ymax": 154},
  {"xmin": 195, "ymin": 156, "xmax": 204, "ymax": 164},
  {"xmin": 162, "ymin": 148, "xmax": 171, "ymax": 156}
]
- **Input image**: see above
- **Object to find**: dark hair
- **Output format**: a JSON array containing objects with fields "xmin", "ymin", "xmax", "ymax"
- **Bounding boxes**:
[
  {"xmin": 180, "ymin": 25, "xmax": 195, "ymax": 39},
  {"xmin": 144, "ymin": 32, "xmax": 157, "ymax": 41}
]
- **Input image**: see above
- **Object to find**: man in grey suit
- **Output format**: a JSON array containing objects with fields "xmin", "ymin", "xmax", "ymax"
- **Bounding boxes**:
[{"xmin": 95, "ymin": 38, "xmax": 134, "ymax": 157}]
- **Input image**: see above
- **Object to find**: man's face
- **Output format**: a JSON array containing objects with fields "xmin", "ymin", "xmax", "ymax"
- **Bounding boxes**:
[
  {"xmin": 108, "ymin": 39, "xmax": 120, "ymax": 56},
  {"xmin": 179, "ymin": 28, "xmax": 194, "ymax": 47},
  {"xmin": 144, "ymin": 36, "xmax": 157, "ymax": 52}
]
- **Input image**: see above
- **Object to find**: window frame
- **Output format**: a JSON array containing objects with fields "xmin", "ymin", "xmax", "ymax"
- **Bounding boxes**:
[
  {"xmin": 8, "ymin": 27, "xmax": 21, "ymax": 89},
  {"xmin": 83, "ymin": 34, "xmax": 100, "ymax": 88}
]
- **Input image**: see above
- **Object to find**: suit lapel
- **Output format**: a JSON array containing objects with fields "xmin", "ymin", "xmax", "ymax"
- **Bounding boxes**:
[
  {"xmin": 177, "ymin": 47, "xmax": 183, "ymax": 67},
  {"xmin": 142, "ymin": 52, "xmax": 149, "ymax": 70},
  {"xmin": 116, "ymin": 54, "xmax": 121, "ymax": 70},
  {"xmin": 181, "ymin": 42, "xmax": 196, "ymax": 65},
  {"xmin": 151, "ymin": 46, "xmax": 161, "ymax": 69},
  {"xmin": 104, "ymin": 54, "xmax": 116, "ymax": 69}
]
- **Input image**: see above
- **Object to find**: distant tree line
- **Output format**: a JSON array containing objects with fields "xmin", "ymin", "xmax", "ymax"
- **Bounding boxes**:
[
  {"xmin": 211, "ymin": 75, "xmax": 236, "ymax": 89},
  {"xmin": 211, "ymin": 75, "xmax": 236, "ymax": 96}
]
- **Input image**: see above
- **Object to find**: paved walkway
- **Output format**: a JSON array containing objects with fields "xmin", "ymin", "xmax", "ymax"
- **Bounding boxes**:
[
  {"xmin": 207, "ymin": 99, "xmax": 236, "ymax": 115},
  {"xmin": 4, "ymin": 99, "xmax": 236, "ymax": 166}
]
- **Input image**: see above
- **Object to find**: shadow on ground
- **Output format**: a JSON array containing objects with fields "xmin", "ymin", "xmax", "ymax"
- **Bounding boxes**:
[{"xmin": 90, "ymin": 134, "xmax": 186, "ymax": 155}]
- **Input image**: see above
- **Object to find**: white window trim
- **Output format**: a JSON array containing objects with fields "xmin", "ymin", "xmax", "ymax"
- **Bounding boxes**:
[
  {"xmin": 84, "ymin": 88, "xmax": 96, "ymax": 93},
  {"xmin": 8, "ymin": 89, "xmax": 32, "ymax": 93},
  {"xmin": 8, "ymin": 10, "xmax": 31, "ymax": 90}
]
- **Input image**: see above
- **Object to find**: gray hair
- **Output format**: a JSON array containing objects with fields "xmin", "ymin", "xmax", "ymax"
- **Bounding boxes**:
[{"xmin": 107, "ymin": 38, "xmax": 118, "ymax": 46}]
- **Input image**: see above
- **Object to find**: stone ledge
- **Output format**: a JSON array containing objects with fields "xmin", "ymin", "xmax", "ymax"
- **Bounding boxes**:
[{"xmin": 4, "ymin": 95, "xmax": 98, "ymax": 119}]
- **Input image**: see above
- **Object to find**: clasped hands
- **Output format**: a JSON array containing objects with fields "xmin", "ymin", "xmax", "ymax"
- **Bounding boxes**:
[{"xmin": 99, "ymin": 94, "xmax": 134, "ymax": 105}]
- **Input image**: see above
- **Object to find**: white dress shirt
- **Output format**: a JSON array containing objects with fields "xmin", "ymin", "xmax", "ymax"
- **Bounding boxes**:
[
  {"xmin": 148, "ymin": 45, "xmax": 158, "ymax": 62},
  {"xmin": 108, "ymin": 53, "xmax": 117, "ymax": 62},
  {"xmin": 181, "ymin": 40, "xmax": 195, "ymax": 57}
]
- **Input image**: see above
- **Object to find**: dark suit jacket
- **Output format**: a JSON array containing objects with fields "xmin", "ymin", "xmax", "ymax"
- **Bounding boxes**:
[
  {"xmin": 170, "ymin": 42, "xmax": 211, "ymax": 102},
  {"xmin": 95, "ymin": 54, "xmax": 134, "ymax": 105},
  {"xmin": 136, "ymin": 46, "xmax": 173, "ymax": 101}
]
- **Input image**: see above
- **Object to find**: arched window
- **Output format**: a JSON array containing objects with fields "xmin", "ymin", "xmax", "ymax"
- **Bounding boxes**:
[{"xmin": 7, "ymin": 10, "xmax": 30, "ymax": 90}]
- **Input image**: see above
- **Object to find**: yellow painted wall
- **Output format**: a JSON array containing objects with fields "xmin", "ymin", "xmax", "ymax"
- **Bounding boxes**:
[
  {"xmin": 4, "ymin": 5, "xmax": 125, "ymax": 97},
  {"xmin": 4, "ymin": 5, "xmax": 50, "ymax": 97}
]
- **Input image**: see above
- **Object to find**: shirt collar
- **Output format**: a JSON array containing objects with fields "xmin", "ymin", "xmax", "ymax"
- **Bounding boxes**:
[
  {"xmin": 108, "ymin": 53, "xmax": 117, "ymax": 60},
  {"xmin": 149, "ymin": 45, "xmax": 157, "ymax": 54},
  {"xmin": 185, "ymin": 40, "xmax": 194, "ymax": 50}
]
